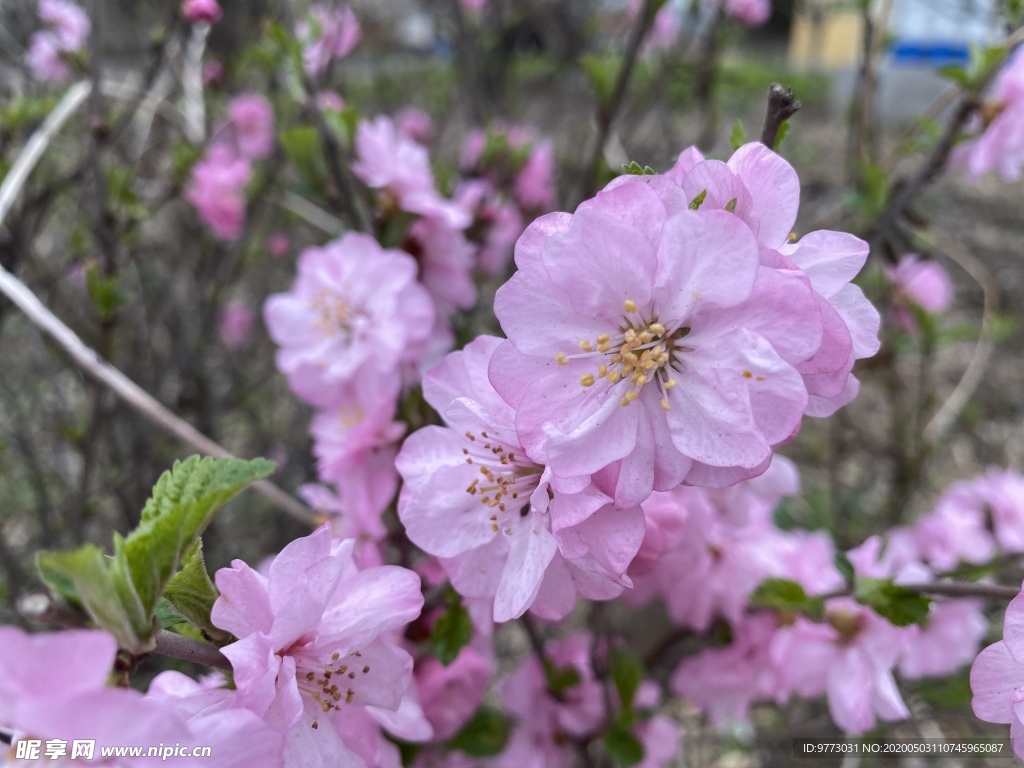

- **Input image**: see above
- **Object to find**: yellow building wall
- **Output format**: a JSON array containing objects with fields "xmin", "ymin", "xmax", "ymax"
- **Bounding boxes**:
[{"xmin": 789, "ymin": 1, "xmax": 865, "ymax": 70}]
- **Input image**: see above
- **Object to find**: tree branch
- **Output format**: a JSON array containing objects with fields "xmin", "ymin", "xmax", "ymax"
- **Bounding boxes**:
[
  {"xmin": 0, "ymin": 83, "xmax": 316, "ymax": 526},
  {"xmin": 760, "ymin": 83, "xmax": 801, "ymax": 150},
  {"xmin": 153, "ymin": 629, "xmax": 232, "ymax": 671}
]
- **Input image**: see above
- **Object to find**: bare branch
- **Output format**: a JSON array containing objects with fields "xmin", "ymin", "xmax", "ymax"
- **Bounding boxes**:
[
  {"xmin": 153, "ymin": 630, "xmax": 232, "ymax": 671},
  {"xmin": 760, "ymin": 83, "xmax": 801, "ymax": 151}
]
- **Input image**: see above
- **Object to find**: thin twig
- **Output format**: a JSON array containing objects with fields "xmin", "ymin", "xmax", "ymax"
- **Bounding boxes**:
[
  {"xmin": 153, "ymin": 629, "xmax": 232, "ymax": 671},
  {"xmin": 280, "ymin": 189, "xmax": 345, "ymax": 234},
  {"xmin": 760, "ymin": 84, "xmax": 801, "ymax": 151},
  {"xmin": 578, "ymin": 0, "xmax": 661, "ymax": 203},
  {"xmin": 922, "ymin": 233, "xmax": 998, "ymax": 442},
  {"xmin": 0, "ymin": 84, "xmax": 316, "ymax": 526},
  {"xmin": 902, "ymin": 581, "xmax": 1020, "ymax": 601}
]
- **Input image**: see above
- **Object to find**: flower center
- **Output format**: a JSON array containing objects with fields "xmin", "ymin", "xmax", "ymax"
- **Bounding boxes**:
[
  {"xmin": 462, "ymin": 429, "xmax": 542, "ymax": 531},
  {"xmin": 311, "ymin": 290, "xmax": 355, "ymax": 337},
  {"xmin": 554, "ymin": 299, "xmax": 690, "ymax": 411},
  {"xmin": 298, "ymin": 649, "xmax": 371, "ymax": 729}
]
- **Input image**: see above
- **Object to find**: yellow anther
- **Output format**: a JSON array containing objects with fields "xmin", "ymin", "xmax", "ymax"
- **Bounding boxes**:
[
  {"xmin": 664, "ymin": 378, "xmax": 677, "ymax": 389},
  {"xmin": 578, "ymin": 340, "xmax": 594, "ymax": 352},
  {"xmin": 580, "ymin": 374, "xmax": 596, "ymax": 387},
  {"xmin": 650, "ymin": 323, "xmax": 666, "ymax": 335},
  {"xmin": 597, "ymin": 342, "xmax": 611, "ymax": 353},
  {"xmin": 555, "ymin": 352, "xmax": 569, "ymax": 366},
  {"xmin": 660, "ymin": 398, "xmax": 671, "ymax": 411},
  {"xmin": 631, "ymin": 373, "xmax": 647, "ymax": 386},
  {"xmin": 742, "ymin": 370, "xmax": 753, "ymax": 379},
  {"xmin": 597, "ymin": 334, "xmax": 610, "ymax": 344},
  {"xmin": 620, "ymin": 396, "xmax": 631, "ymax": 407},
  {"xmin": 491, "ymin": 523, "xmax": 499, "ymax": 532},
  {"xmin": 598, "ymin": 363, "xmax": 608, "ymax": 377},
  {"xmin": 606, "ymin": 371, "xmax": 621, "ymax": 383},
  {"xmin": 624, "ymin": 299, "xmax": 637, "ymax": 313}
]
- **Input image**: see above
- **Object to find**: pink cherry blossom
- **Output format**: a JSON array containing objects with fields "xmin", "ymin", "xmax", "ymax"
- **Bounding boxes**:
[
  {"xmin": 263, "ymin": 232, "xmax": 435, "ymax": 409},
  {"xmin": 951, "ymin": 46, "xmax": 1024, "ymax": 182},
  {"xmin": 455, "ymin": 179, "xmax": 525, "ymax": 276},
  {"xmin": 397, "ymin": 336, "xmax": 644, "ymax": 622},
  {"xmin": 665, "ymin": 142, "xmax": 880, "ymax": 418},
  {"xmin": 886, "ymin": 254, "xmax": 954, "ymax": 314},
  {"xmin": 227, "ymin": 93, "xmax": 274, "ymax": 160},
  {"xmin": 353, "ymin": 116, "xmax": 470, "ymax": 229},
  {"xmin": 211, "ymin": 524, "xmax": 424, "ymax": 766},
  {"xmin": 912, "ymin": 479, "xmax": 998, "ymax": 569},
  {"xmin": 0, "ymin": 628, "xmax": 283, "ymax": 767},
  {"xmin": 181, "ymin": 0, "xmax": 221, "ymax": 24},
  {"xmin": 202, "ymin": 58, "xmax": 224, "ymax": 84},
  {"xmin": 405, "ymin": 216, "xmax": 478, "ymax": 314},
  {"xmin": 415, "ymin": 646, "xmax": 493, "ymax": 740},
  {"xmin": 631, "ymin": 682, "xmax": 684, "ymax": 768},
  {"xmin": 645, "ymin": 5, "xmax": 681, "ymax": 53},
  {"xmin": 27, "ymin": 32, "xmax": 68, "ymax": 83},
  {"xmin": 726, "ymin": 0, "xmax": 771, "ymax": 26},
  {"xmin": 298, "ymin": 4, "xmax": 361, "ymax": 79},
  {"xmin": 218, "ymin": 301, "xmax": 255, "ymax": 349},
  {"xmin": 971, "ymin": 585, "xmax": 1024, "ymax": 758},
  {"xmin": 186, "ymin": 144, "xmax": 251, "ymax": 240},
  {"xmin": 496, "ymin": 634, "xmax": 604, "ymax": 768},
  {"xmin": 299, "ymin": 484, "xmax": 386, "ymax": 568},
  {"xmin": 492, "ymin": 175, "xmax": 826, "ymax": 505},
  {"xmin": 771, "ymin": 601, "xmax": 909, "ymax": 734},
  {"xmin": 672, "ymin": 614, "xmax": 779, "ymax": 726},
  {"xmin": 316, "ymin": 90, "xmax": 346, "ymax": 112},
  {"xmin": 396, "ymin": 107, "xmax": 435, "ymax": 144},
  {"xmin": 38, "ymin": 0, "xmax": 89, "ymax": 50},
  {"xmin": 900, "ymin": 599, "xmax": 987, "ymax": 679},
  {"xmin": 513, "ymin": 140, "xmax": 556, "ymax": 211},
  {"xmin": 268, "ymin": 232, "xmax": 290, "ymax": 256}
]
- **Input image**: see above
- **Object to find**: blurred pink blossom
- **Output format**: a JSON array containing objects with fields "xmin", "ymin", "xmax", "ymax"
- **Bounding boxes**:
[
  {"xmin": 186, "ymin": 144, "xmax": 251, "ymax": 240},
  {"xmin": 886, "ymin": 254, "xmax": 954, "ymax": 315},
  {"xmin": 218, "ymin": 301, "xmax": 255, "ymax": 349},
  {"xmin": 726, "ymin": 0, "xmax": 771, "ymax": 26},
  {"xmin": 202, "ymin": 58, "xmax": 224, "ymax": 84},
  {"xmin": 181, "ymin": 0, "xmax": 221, "ymax": 24},
  {"xmin": 228, "ymin": 93, "xmax": 274, "ymax": 159},
  {"xmin": 971, "ymin": 586, "xmax": 1024, "ymax": 758},
  {"xmin": 38, "ymin": 0, "xmax": 89, "ymax": 49},
  {"xmin": 316, "ymin": 90, "xmax": 346, "ymax": 112},
  {"xmin": 298, "ymin": 4, "xmax": 361, "ymax": 79},
  {"xmin": 267, "ymin": 232, "xmax": 290, "ymax": 257},
  {"xmin": 396, "ymin": 107, "xmax": 434, "ymax": 144},
  {"xmin": 27, "ymin": 32, "xmax": 69, "ymax": 83},
  {"xmin": 951, "ymin": 46, "xmax": 1024, "ymax": 182},
  {"xmin": 415, "ymin": 647, "xmax": 493, "ymax": 740}
]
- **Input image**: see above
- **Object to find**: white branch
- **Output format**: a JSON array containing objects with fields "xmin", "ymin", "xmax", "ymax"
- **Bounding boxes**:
[{"xmin": 182, "ymin": 23, "xmax": 209, "ymax": 144}]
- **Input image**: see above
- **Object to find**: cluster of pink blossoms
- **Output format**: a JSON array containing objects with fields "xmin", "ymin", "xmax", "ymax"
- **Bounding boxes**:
[
  {"xmin": 266, "ymin": 109, "xmax": 555, "ymax": 564},
  {"xmin": 187, "ymin": 93, "xmax": 275, "ymax": 240},
  {"xmin": 659, "ymin": 460, "xmax": 989, "ymax": 735},
  {"xmin": 26, "ymin": 0, "xmax": 90, "ymax": 84},
  {"xmin": 950, "ymin": 45, "xmax": 1024, "ymax": 182}
]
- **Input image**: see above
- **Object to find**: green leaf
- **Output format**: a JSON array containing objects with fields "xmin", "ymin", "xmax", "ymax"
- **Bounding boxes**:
[
  {"xmin": 621, "ymin": 160, "xmax": 645, "ymax": 175},
  {"xmin": 581, "ymin": 53, "xmax": 619, "ymax": 108},
  {"xmin": 688, "ymin": 189, "xmax": 707, "ymax": 210},
  {"xmin": 446, "ymin": 707, "xmax": 510, "ymax": 757},
  {"xmin": 605, "ymin": 725, "xmax": 645, "ymax": 766},
  {"xmin": 916, "ymin": 669, "xmax": 972, "ymax": 708},
  {"xmin": 853, "ymin": 577, "xmax": 931, "ymax": 627},
  {"xmin": 125, "ymin": 456, "xmax": 274, "ymax": 619},
  {"xmin": 724, "ymin": 197, "xmax": 738, "ymax": 213},
  {"xmin": 36, "ymin": 546, "xmax": 151, "ymax": 651},
  {"xmin": 610, "ymin": 647, "xmax": 643, "ymax": 710},
  {"xmin": 163, "ymin": 540, "xmax": 231, "ymax": 643},
  {"xmin": 775, "ymin": 119, "xmax": 791, "ymax": 148},
  {"xmin": 85, "ymin": 264, "xmax": 129, "ymax": 322},
  {"xmin": 430, "ymin": 601, "xmax": 472, "ymax": 666},
  {"xmin": 749, "ymin": 577, "xmax": 825, "ymax": 621},
  {"xmin": 834, "ymin": 552, "xmax": 855, "ymax": 584},
  {"xmin": 544, "ymin": 661, "xmax": 582, "ymax": 694},
  {"xmin": 729, "ymin": 118, "xmax": 746, "ymax": 150},
  {"xmin": 280, "ymin": 126, "xmax": 326, "ymax": 192}
]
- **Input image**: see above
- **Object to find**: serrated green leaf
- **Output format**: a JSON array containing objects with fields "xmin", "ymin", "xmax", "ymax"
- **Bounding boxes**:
[
  {"xmin": 446, "ymin": 707, "xmax": 510, "ymax": 757},
  {"xmin": 834, "ymin": 552, "xmax": 855, "ymax": 584},
  {"xmin": 163, "ymin": 540, "xmax": 231, "ymax": 643},
  {"xmin": 853, "ymin": 577, "xmax": 931, "ymax": 627},
  {"xmin": 688, "ymin": 189, "xmax": 707, "ymax": 210},
  {"xmin": 610, "ymin": 647, "xmax": 643, "ymax": 710},
  {"xmin": 125, "ymin": 456, "xmax": 274, "ymax": 619},
  {"xmin": 605, "ymin": 725, "xmax": 645, "ymax": 766},
  {"xmin": 431, "ymin": 601, "xmax": 472, "ymax": 666},
  {"xmin": 749, "ymin": 577, "xmax": 825, "ymax": 621},
  {"xmin": 729, "ymin": 118, "xmax": 746, "ymax": 150},
  {"xmin": 36, "ymin": 546, "xmax": 151, "ymax": 651}
]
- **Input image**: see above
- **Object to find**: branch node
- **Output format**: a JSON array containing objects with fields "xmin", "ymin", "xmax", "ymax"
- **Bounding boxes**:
[{"xmin": 760, "ymin": 83, "xmax": 801, "ymax": 150}]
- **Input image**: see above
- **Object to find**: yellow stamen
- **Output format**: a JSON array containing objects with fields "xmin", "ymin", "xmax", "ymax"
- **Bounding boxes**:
[
  {"xmin": 580, "ymin": 374, "xmax": 595, "ymax": 387},
  {"xmin": 624, "ymin": 299, "xmax": 637, "ymax": 313}
]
